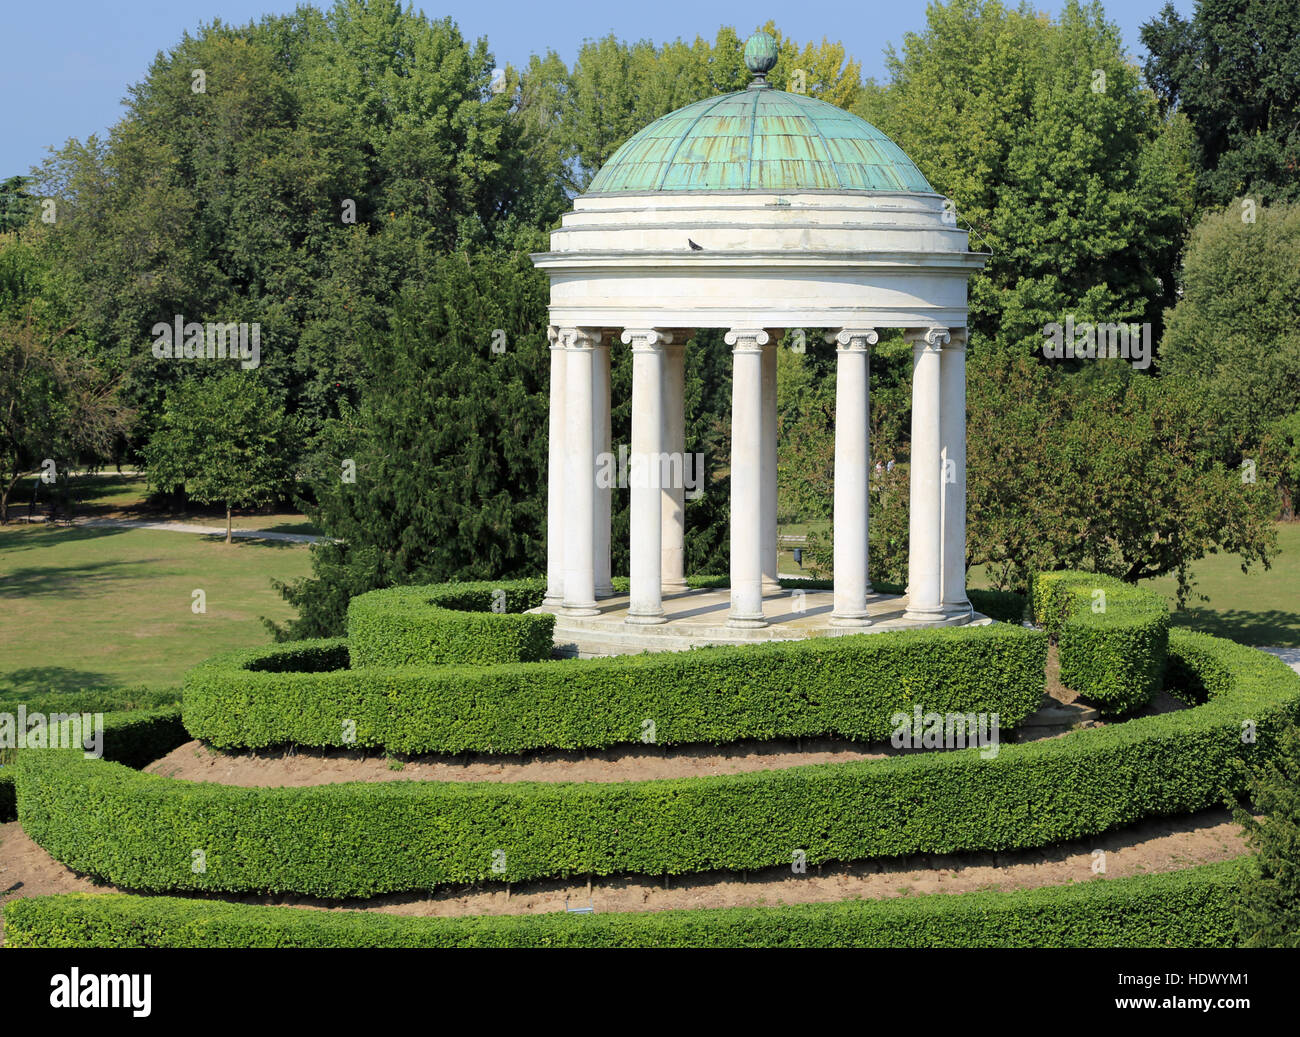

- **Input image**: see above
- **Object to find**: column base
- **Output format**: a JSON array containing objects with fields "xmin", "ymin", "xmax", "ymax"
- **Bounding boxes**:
[
  {"xmin": 563, "ymin": 602, "xmax": 600, "ymax": 617},
  {"xmin": 542, "ymin": 593, "xmax": 565, "ymax": 608},
  {"xmin": 727, "ymin": 615, "xmax": 768, "ymax": 629},
  {"xmin": 902, "ymin": 606, "xmax": 951, "ymax": 623},
  {"xmin": 941, "ymin": 600, "xmax": 975, "ymax": 619},
  {"xmin": 625, "ymin": 612, "xmax": 667, "ymax": 626},
  {"xmin": 761, "ymin": 577, "xmax": 782, "ymax": 594},
  {"xmin": 594, "ymin": 584, "xmax": 616, "ymax": 599},
  {"xmin": 830, "ymin": 612, "xmax": 872, "ymax": 627},
  {"xmin": 661, "ymin": 580, "xmax": 689, "ymax": 595}
]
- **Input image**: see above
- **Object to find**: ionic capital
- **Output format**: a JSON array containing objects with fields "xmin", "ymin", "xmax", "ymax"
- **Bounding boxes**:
[
  {"xmin": 559, "ymin": 327, "xmax": 604, "ymax": 350},
  {"xmin": 905, "ymin": 326, "xmax": 952, "ymax": 352},
  {"xmin": 825, "ymin": 328, "xmax": 879, "ymax": 352},
  {"xmin": 620, "ymin": 328, "xmax": 674, "ymax": 352},
  {"xmin": 724, "ymin": 328, "xmax": 771, "ymax": 352}
]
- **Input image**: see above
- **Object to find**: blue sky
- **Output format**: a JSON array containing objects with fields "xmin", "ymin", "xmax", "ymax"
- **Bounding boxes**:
[{"xmin": 3, "ymin": 0, "xmax": 1194, "ymax": 177}]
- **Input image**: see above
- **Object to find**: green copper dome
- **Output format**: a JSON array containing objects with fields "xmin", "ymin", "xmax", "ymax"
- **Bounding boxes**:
[{"xmin": 585, "ymin": 88, "xmax": 934, "ymax": 194}]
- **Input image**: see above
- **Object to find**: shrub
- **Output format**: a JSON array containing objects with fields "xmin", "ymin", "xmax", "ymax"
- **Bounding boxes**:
[
  {"xmin": 20, "ymin": 633, "xmax": 1299, "ymax": 897},
  {"xmin": 347, "ymin": 582, "xmax": 555, "ymax": 667},
  {"xmin": 0, "ymin": 688, "xmax": 181, "ymax": 822},
  {"xmin": 1031, "ymin": 571, "xmax": 1169, "ymax": 713},
  {"xmin": 2, "ymin": 859, "xmax": 1243, "ymax": 948},
  {"xmin": 1231, "ymin": 723, "xmax": 1300, "ymax": 947},
  {"xmin": 184, "ymin": 622, "xmax": 1048, "ymax": 754}
]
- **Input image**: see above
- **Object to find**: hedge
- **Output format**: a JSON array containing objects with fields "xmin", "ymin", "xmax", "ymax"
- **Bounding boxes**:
[
  {"xmin": 18, "ymin": 632, "xmax": 1300, "ymax": 897},
  {"xmin": 1031, "ymin": 571, "xmax": 1170, "ymax": 714},
  {"xmin": 1, "ymin": 859, "xmax": 1243, "ymax": 948},
  {"xmin": 347, "ymin": 583, "xmax": 555, "ymax": 667},
  {"xmin": 184, "ymin": 622, "xmax": 1048, "ymax": 754},
  {"xmin": 0, "ymin": 688, "xmax": 181, "ymax": 823}
]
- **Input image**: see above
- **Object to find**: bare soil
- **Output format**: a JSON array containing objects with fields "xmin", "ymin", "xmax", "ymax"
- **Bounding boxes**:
[{"xmin": 0, "ymin": 809, "xmax": 1246, "ymax": 945}]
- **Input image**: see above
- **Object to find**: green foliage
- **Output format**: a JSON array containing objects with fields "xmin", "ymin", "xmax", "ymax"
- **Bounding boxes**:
[
  {"xmin": 1142, "ymin": 0, "xmax": 1300, "ymax": 206},
  {"xmin": 4, "ymin": 860, "xmax": 1245, "ymax": 948},
  {"xmin": 1, "ymin": 705, "xmax": 185, "ymax": 822},
  {"xmin": 859, "ymin": 0, "xmax": 1196, "ymax": 353},
  {"xmin": 1231, "ymin": 724, "xmax": 1300, "ymax": 947},
  {"xmin": 270, "ymin": 251, "xmax": 552, "ymax": 638},
  {"xmin": 1032, "ymin": 571, "xmax": 1170, "ymax": 714},
  {"xmin": 1158, "ymin": 201, "xmax": 1300, "ymax": 459},
  {"xmin": 143, "ymin": 372, "xmax": 296, "ymax": 539},
  {"xmin": 30, "ymin": 2, "xmax": 565, "ymax": 446},
  {"xmin": 185, "ymin": 616, "xmax": 1047, "ymax": 754},
  {"xmin": 19, "ymin": 632, "xmax": 1299, "ymax": 895},
  {"xmin": 968, "ymin": 351, "xmax": 1278, "ymax": 599},
  {"xmin": 347, "ymin": 582, "xmax": 555, "ymax": 667}
]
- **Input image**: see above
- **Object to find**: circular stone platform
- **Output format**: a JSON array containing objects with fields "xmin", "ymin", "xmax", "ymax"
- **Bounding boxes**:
[{"xmin": 532, "ymin": 587, "xmax": 990, "ymax": 658}]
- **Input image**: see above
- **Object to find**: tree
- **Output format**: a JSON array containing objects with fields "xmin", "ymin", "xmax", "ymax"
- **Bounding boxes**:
[
  {"xmin": 1159, "ymin": 200, "xmax": 1300, "ymax": 458},
  {"xmin": 1142, "ymin": 0, "xmax": 1300, "ymax": 206},
  {"xmin": 272, "ymin": 251, "xmax": 551, "ymax": 637},
  {"xmin": 858, "ymin": 0, "xmax": 1197, "ymax": 354},
  {"xmin": 143, "ymin": 373, "xmax": 295, "ymax": 542},
  {"xmin": 1231, "ymin": 724, "xmax": 1300, "ymax": 947},
  {"xmin": 0, "ymin": 234, "xmax": 131, "ymax": 521},
  {"xmin": 966, "ymin": 352, "xmax": 1278, "ymax": 600}
]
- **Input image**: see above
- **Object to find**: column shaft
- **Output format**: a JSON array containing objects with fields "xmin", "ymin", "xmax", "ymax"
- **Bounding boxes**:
[
  {"xmin": 830, "ymin": 329, "xmax": 878, "ymax": 624},
  {"xmin": 624, "ymin": 329, "xmax": 671, "ymax": 624},
  {"xmin": 904, "ymin": 328, "xmax": 948, "ymax": 621},
  {"xmin": 940, "ymin": 332, "xmax": 971, "ymax": 616},
  {"xmin": 544, "ymin": 327, "xmax": 566, "ymax": 606},
  {"xmin": 593, "ymin": 336, "xmax": 613, "ymax": 598},
  {"xmin": 761, "ymin": 337, "xmax": 779, "ymax": 594},
  {"xmin": 661, "ymin": 342, "xmax": 687, "ymax": 593},
  {"xmin": 562, "ymin": 329, "xmax": 600, "ymax": 615},
  {"xmin": 727, "ymin": 329, "xmax": 769, "ymax": 626}
]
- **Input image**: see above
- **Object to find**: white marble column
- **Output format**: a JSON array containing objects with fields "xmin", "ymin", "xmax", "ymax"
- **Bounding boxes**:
[
  {"xmin": 562, "ymin": 327, "xmax": 601, "ymax": 616},
  {"xmin": 661, "ymin": 341, "xmax": 687, "ymax": 594},
  {"xmin": 829, "ymin": 328, "xmax": 878, "ymax": 625},
  {"xmin": 726, "ymin": 329, "xmax": 770, "ymax": 626},
  {"xmin": 593, "ymin": 333, "xmax": 613, "ymax": 598},
  {"xmin": 940, "ymin": 329, "xmax": 972, "ymax": 617},
  {"xmin": 904, "ymin": 327, "xmax": 949, "ymax": 621},
  {"xmin": 761, "ymin": 334, "xmax": 780, "ymax": 595},
  {"xmin": 544, "ymin": 326, "xmax": 566, "ymax": 607},
  {"xmin": 623, "ymin": 328, "xmax": 672, "ymax": 624}
]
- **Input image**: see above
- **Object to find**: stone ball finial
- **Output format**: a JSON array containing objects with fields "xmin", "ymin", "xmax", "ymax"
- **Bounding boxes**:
[{"xmin": 743, "ymin": 31, "xmax": 779, "ymax": 78}]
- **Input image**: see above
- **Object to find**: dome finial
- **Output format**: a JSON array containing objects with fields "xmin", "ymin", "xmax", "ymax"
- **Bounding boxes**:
[{"xmin": 743, "ymin": 30, "xmax": 778, "ymax": 89}]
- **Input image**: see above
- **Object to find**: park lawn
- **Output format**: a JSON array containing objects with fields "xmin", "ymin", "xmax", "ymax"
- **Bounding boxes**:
[
  {"xmin": 0, "ymin": 523, "xmax": 314, "ymax": 694},
  {"xmin": 1139, "ymin": 521, "xmax": 1300, "ymax": 647},
  {"xmin": 11, "ymin": 470, "xmax": 321, "ymax": 535}
]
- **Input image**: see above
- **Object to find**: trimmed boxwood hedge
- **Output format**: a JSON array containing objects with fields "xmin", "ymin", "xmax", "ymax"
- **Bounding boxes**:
[
  {"xmin": 17, "ymin": 631, "xmax": 1300, "ymax": 897},
  {"xmin": 347, "ymin": 583, "xmax": 556, "ymax": 667},
  {"xmin": 184, "ymin": 622, "xmax": 1047, "ymax": 754},
  {"xmin": 1, "ymin": 859, "xmax": 1243, "ymax": 948},
  {"xmin": 1032, "ymin": 571, "xmax": 1170, "ymax": 714},
  {"xmin": 0, "ymin": 687, "xmax": 181, "ymax": 823}
]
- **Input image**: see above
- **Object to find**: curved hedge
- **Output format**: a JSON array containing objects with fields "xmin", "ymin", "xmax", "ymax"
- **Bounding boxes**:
[
  {"xmin": 1032, "ymin": 571, "xmax": 1170, "ymax": 714},
  {"xmin": 347, "ymin": 583, "xmax": 555, "ymax": 667},
  {"xmin": 0, "ymin": 687, "xmax": 181, "ymax": 823},
  {"xmin": 2, "ymin": 859, "xmax": 1243, "ymax": 948},
  {"xmin": 17, "ymin": 632, "xmax": 1300, "ymax": 897},
  {"xmin": 184, "ymin": 622, "xmax": 1047, "ymax": 754}
]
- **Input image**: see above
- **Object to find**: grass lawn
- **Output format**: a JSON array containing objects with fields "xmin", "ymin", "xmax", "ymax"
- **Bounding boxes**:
[
  {"xmin": 1139, "ymin": 521, "xmax": 1300, "ymax": 647},
  {"xmin": 0, "ymin": 523, "xmax": 314, "ymax": 695}
]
